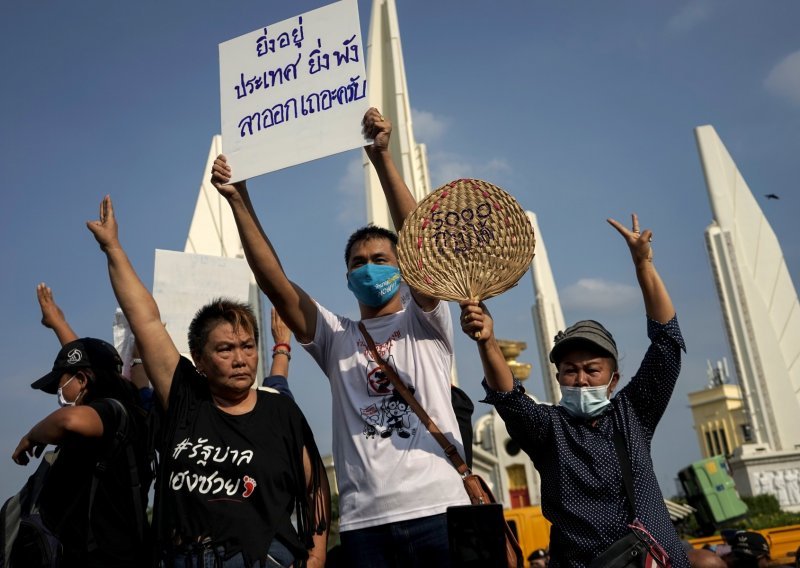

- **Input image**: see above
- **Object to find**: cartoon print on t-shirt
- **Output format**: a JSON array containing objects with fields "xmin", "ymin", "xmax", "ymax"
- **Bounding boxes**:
[
  {"xmin": 358, "ymin": 329, "xmax": 417, "ymax": 440},
  {"xmin": 380, "ymin": 387, "xmax": 415, "ymax": 439},
  {"xmin": 360, "ymin": 404, "xmax": 381, "ymax": 438},
  {"xmin": 366, "ymin": 356, "xmax": 395, "ymax": 396}
]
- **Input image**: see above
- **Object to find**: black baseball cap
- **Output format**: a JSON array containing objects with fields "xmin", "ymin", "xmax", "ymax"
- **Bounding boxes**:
[
  {"xmin": 725, "ymin": 530, "xmax": 769, "ymax": 558},
  {"xmin": 31, "ymin": 338, "xmax": 123, "ymax": 394},
  {"xmin": 528, "ymin": 548, "xmax": 548, "ymax": 560},
  {"xmin": 725, "ymin": 531, "xmax": 769, "ymax": 558},
  {"xmin": 549, "ymin": 319, "xmax": 618, "ymax": 366}
]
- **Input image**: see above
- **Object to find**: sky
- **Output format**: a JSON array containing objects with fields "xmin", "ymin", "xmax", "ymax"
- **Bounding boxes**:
[{"xmin": 2, "ymin": 0, "xmax": 799, "ymax": 502}]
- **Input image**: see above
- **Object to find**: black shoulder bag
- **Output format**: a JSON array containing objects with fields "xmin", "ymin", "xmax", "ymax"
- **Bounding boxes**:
[{"xmin": 589, "ymin": 430, "xmax": 671, "ymax": 568}]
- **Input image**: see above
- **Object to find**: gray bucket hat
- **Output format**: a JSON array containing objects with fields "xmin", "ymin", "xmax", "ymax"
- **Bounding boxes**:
[{"xmin": 549, "ymin": 320, "xmax": 618, "ymax": 366}]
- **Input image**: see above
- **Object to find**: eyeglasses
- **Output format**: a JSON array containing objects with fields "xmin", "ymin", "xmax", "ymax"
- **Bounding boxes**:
[{"xmin": 628, "ymin": 520, "xmax": 670, "ymax": 568}]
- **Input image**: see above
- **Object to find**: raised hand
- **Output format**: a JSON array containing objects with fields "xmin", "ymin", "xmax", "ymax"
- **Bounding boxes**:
[
  {"xmin": 37, "ymin": 283, "xmax": 66, "ymax": 330},
  {"xmin": 362, "ymin": 107, "xmax": 392, "ymax": 160},
  {"xmin": 607, "ymin": 213, "xmax": 653, "ymax": 267},
  {"xmin": 271, "ymin": 307, "xmax": 291, "ymax": 346},
  {"xmin": 86, "ymin": 195, "xmax": 120, "ymax": 251},
  {"xmin": 459, "ymin": 300, "xmax": 494, "ymax": 342},
  {"xmin": 211, "ymin": 154, "xmax": 247, "ymax": 199}
]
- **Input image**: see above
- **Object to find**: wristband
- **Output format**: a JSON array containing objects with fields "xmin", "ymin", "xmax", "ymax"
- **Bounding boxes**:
[
  {"xmin": 131, "ymin": 358, "xmax": 143, "ymax": 367},
  {"xmin": 272, "ymin": 343, "xmax": 291, "ymax": 352},
  {"xmin": 272, "ymin": 349, "xmax": 291, "ymax": 360}
]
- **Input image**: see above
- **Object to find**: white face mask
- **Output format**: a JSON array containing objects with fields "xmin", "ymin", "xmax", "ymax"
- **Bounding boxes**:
[
  {"xmin": 559, "ymin": 376, "xmax": 614, "ymax": 419},
  {"xmin": 57, "ymin": 374, "xmax": 81, "ymax": 408}
]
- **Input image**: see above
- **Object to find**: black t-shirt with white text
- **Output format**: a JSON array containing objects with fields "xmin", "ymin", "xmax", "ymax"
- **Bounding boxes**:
[{"xmin": 156, "ymin": 357, "xmax": 314, "ymax": 563}]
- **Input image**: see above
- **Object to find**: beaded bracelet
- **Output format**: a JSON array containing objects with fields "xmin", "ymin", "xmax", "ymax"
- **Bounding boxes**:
[{"xmin": 272, "ymin": 349, "xmax": 291, "ymax": 360}]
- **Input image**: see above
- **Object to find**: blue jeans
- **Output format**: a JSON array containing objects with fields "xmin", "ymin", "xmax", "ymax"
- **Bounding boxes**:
[
  {"xmin": 163, "ymin": 539, "xmax": 293, "ymax": 568},
  {"xmin": 340, "ymin": 513, "xmax": 450, "ymax": 568}
]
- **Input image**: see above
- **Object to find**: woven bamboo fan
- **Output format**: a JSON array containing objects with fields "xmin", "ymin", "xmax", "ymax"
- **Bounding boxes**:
[{"xmin": 397, "ymin": 179, "xmax": 535, "ymax": 302}]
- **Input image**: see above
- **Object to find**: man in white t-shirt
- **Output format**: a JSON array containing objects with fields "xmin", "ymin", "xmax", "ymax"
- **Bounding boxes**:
[{"xmin": 211, "ymin": 107, "xmax": 469, "ymax": 567}]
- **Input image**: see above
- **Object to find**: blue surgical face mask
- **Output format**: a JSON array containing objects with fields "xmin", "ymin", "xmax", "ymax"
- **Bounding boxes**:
[
  {"xmin": 559, "ymin": 377, "xmax": 614, "ymax": 419},
  {"xmin": 347, "ymin": 264, "xmax": 401, "ymax": 307}
]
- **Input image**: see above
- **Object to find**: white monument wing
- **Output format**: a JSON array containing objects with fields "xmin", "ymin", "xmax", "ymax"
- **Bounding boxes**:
[{"xmin": 153, "ymin": 249, "xmax": 253, "ymax": 357}]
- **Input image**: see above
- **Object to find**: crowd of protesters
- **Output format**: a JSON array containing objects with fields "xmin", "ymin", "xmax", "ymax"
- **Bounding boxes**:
[{"xmin": 8, "ymin": 108, "xmax": 780, "ymax": 568}]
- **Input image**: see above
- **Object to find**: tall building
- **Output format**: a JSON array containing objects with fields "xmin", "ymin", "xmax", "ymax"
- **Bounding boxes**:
[
  {"xmin": 526, "ymin": 211, "xmax": 565, "ymax": 404},
  {"xmin": 363, "ymin": 0, "xmax": 431, "ymax": 231},
  {"xmin": 695, "ymin": 125, "xmax": 800, "ymax": 453},
  {"xmin": 687, "ymin": 359, "xmax": 750, "ymax": 459},
  {"xmin": 688, "ymin": 383, "xmax": 748, "ymax": 458}
]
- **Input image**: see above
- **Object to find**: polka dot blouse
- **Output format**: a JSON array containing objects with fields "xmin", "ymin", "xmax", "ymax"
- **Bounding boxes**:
[{"xmin": 482, "ymin": 316, "xmax": 689, "ymax": 568}]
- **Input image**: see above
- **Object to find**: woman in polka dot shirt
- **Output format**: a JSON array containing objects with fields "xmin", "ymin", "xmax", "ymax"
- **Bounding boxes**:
[{"xmin": 459, "ymin": 214, "xmax": 689, "ymax": 567}]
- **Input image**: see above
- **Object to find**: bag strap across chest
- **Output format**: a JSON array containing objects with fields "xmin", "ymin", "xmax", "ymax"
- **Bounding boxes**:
[{"xmin": 357, "ymin": 322, "xmax": 469, "ymax": 476}]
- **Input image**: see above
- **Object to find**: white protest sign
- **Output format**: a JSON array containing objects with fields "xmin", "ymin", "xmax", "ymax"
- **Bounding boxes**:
[
  {"xmin": 152, "ymin": 249, "xmax": 253, "ymax": 356},
  {"xmin": 219, "ymin": 0, "xmax": 369, "ymax": 182}
]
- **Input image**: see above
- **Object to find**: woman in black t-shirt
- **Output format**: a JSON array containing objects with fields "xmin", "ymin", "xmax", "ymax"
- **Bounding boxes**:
[{"xmin": 88, "ymin": 196, "xmax": 330, "ymax": 567}]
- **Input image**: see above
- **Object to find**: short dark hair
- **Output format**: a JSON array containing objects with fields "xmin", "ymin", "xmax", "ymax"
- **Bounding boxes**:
[
  {"xmin": 188, "ymin": 298, "xmax": 259, "ymax": 357},
  {"xmin": 344, "ymin": 225, "xmax": 398, "ymax": 265},
  {"xmin": 80, "ymin": 366, "xmax": 139, "ymax": 407}
]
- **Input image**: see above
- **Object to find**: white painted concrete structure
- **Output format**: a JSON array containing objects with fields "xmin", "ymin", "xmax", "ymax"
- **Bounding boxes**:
[
  {"xmin": 696, "ymin": 125, "xmax": 800, "ymax": 454},
  {"xmin": 526, "ymin": 211, "xmax": 565, "ymax": 404},
  {"xmin": 185, "ymin": 136, "xmax": 242, "ymax": 259}
]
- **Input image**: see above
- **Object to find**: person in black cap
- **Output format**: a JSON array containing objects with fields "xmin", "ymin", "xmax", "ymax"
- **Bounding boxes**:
[
  {"xmin": 720, "ymin": 530, "xmax": 770, "ymax": 568},
  {"xmin": 12, "ymin": 337, "xmax": 151, "ymax": 567},
  {"xmin": 459, "ymin": 214, "xmax": 688, "ymax": 567},
  {"xmin": 528, "ymin": 547, "xmax": 549, "ymax": 567}
]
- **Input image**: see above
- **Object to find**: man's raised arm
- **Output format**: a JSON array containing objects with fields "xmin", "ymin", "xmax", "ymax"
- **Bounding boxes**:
[
  {"xmin": 211, "ymin": 157, "xmax": 318, "ymax": 344},
  {"xmin": 362, "ymin": 107, "xmax": 417, "ymax": 232},
  {"xmin": 363, "ymin": 107, "xmax": 438, "ymax": 311},
  {"xmin": 608, "ymin": 213, "xmax": 675, "ymax": 324}
]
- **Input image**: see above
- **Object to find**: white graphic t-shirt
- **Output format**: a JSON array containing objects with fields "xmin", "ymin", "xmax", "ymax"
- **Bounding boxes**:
[{"xmin": 303, "ymin": 298, "xmax": 470, "ymax": 531}]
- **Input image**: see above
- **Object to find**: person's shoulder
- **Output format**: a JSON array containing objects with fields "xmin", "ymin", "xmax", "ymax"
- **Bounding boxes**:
[
  {"xmin": 88, "ymin": 397, "xmax": 128, "ymax": 421},
  {"xmin": 256, "ymin": 388, "xmax": 301, "ymax": 414},
  {"xmin": 405, "ymin": 295, "xmax": 449, "ymax": 316},
  {"xmin": 255, "ymin": 390, "xmax": 309, "ymax": 433},
  {"xmin": 174, "ymin": 355, "xmax": 200, "ymax": 378},
  {"xmin": 88, "ymin": 398, "xmax": 142, "ymax": 446},
  {"xmin": 313, "ymin": 299, "xmax": 348, "ymax": 322},
  {"xmin": 311, "ymin": 300, "xmax": 354, "ymax": 335},
  {"xmin": 170, "ymin": 356, "xmax": 208, "ymax": 397}
]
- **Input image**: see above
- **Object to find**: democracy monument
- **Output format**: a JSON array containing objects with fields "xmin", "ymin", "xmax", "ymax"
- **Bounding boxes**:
[{"xmin": 156, "ymin": 0, "xmax": 799, "ymax": 515}]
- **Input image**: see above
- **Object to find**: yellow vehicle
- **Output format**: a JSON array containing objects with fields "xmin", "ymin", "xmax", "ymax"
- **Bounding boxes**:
[
  {"xmin": 505, "ymin": 505, "xmax": 800, "ymax": 565},
  {"xmin": 503, "ymin": 506, "xmax": 551, "ymax": 559},
  {"xmin": 688, "ymin": 524, "xmax": 800, "ymax": 566}
]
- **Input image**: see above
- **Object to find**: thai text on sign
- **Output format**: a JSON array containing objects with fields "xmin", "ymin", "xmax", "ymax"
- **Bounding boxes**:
[{"xmin": 219, "ymin": 0, "xmax": 369, "ymax": 182}]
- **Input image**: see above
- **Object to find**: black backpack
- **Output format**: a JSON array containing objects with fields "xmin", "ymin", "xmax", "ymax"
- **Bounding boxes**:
[
  {"xmin": 0, "ymin": 451, "xmax": 62, "ymax": 567},
  {"xmin": 0, "ymin": 398, "xmax": 155, "ymax": 567}
]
